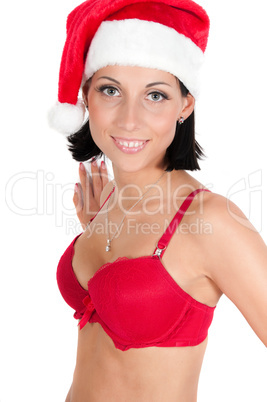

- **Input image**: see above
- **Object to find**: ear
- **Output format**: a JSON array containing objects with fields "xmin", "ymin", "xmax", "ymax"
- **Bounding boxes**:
[
  {"xmin": 178, "ymin": 93, "xmax": 195, "ymax": 121},
  {"xmin": 82, "ymin": 80, "xmax": 90, "ymax": 106}
]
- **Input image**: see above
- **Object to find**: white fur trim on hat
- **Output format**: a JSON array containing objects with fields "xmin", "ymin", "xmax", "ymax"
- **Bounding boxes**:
[
  {"xmin": 48, "ymin": 99, "xmax": 86, "ymax": 135},
  {"xmin": 84, "ymin": 19, "xmax": 204, "ymax": 98}
]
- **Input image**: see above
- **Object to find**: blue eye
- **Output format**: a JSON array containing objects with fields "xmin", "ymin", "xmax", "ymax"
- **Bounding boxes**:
[
  {"xmin": 98, "ymin": 86, "xmax": 120, "ymax": 97},
  {"xmin": 147, "ymin": 92, "xmax": 168, "ymax": 102}
]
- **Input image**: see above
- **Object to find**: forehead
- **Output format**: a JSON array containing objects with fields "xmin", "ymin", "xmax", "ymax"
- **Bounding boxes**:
[{"xmin": 92, "ymin": 65, "xmax": 179, "ymax": 86}]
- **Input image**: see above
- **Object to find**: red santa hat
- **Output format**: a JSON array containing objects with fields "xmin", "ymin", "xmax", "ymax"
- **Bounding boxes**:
[{"xmin": 48, "ymin": 0, "xmax": 210, "ymax": 135}]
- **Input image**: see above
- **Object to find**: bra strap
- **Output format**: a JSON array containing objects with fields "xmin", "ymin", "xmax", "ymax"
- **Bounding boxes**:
[
  {"xmin": 153, "ymin": 189, "xmax": 210, "ymax": 258},
  {"xmin": 87, "ymin": 184, "xmax": 115, "ymax": 226}
]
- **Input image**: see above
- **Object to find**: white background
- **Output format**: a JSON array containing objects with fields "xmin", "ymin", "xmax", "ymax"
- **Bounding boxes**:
[{"xmin": 1, "ymin": 0, "xmax": 267, "ymax": 401}]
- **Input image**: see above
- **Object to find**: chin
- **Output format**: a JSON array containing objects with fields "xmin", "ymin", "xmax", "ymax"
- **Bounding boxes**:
[
  {"xmin": 113, "ymin": 156, "xmax": 166, "ymax": 174},
  {"xmin": 114, "ymin": 161, "xmax": 149, "ymax": 173}
]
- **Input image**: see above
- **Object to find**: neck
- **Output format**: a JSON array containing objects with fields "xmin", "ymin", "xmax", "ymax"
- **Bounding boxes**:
[{"xmin": 112, "ymin": 165, "xmax": 168, "ymax": 197}]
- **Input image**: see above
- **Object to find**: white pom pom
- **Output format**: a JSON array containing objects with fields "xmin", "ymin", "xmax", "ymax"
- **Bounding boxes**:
[{"xmin": 48, "ymin": 99, "xmax": 86, "ymax": 135}]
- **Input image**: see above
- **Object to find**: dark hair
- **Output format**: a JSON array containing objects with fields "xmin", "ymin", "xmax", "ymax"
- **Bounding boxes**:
[{"xmin": 66, "ymin": 80, "xmax": 205, "ymax": 171}]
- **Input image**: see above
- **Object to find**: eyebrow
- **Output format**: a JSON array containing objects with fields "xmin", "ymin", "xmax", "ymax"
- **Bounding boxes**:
[
  {"xmin": 97, "ymin": 76, "xmax": 171, "ymax": 88},
  {"xmin": 146, "ymin": 81, "xmax": 171, "ymax": 88},
  {"xmin": 97, "ymin": 76, "xmax": 121, "ymax": 84}
]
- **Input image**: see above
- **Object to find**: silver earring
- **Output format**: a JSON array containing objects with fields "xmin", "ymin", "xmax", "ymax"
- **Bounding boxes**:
[{"xmin": 178, "ymin": 117, "xmax": 184, "ymax": 125}]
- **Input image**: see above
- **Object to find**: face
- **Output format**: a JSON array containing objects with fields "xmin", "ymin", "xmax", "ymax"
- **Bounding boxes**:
[{"xmin": 83, "ymin": 65, "xmax": 194, "ymax": 173}]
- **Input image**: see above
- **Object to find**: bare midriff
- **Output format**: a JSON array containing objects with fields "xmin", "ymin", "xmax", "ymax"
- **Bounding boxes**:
[{"xmin": 69, "ymin": 322, "xmax": 208, "ymax": 402}]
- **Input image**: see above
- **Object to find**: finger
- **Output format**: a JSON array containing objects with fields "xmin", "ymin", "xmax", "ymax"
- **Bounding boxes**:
[
  {"xmin": 91, "ymin": 158, "xmax": 103, "ymax": 204},
  {"xmin": 79, "ymin": 163, "xmax": 99, "ymax": 217},
  {"xmin": 73, "ymin": 183, "xmax": 83, "ymax": 219},
  {"xmin": 100, "ymin": 160, "xmax": 110, "ymax": 188},
  {"xmin": 79, "ymin": 162, "xmax": 89, "ymax": 200},
  {"xmin": 79, "ymin": 162, "xmax": 93, "ymax": 202},
  {"xmin": 74, "ymin": 181, "xmax": 94, "ymax": 228}
]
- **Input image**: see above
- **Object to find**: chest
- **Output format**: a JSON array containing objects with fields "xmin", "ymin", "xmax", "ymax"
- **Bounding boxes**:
[{"xmin": 72, "ymin": 210, "xmax": 181, "ymax": 287}]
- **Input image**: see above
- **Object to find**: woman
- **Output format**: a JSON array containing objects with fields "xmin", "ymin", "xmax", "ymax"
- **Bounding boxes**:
[{"xmin": 49, "ymin": 0, "xmax": 267, "ymax": 401}]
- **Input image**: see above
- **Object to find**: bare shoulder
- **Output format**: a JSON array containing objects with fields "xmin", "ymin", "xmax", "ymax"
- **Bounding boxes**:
[
  {"xmin": 202, "ymin": 191, "xmax": 257, "ymax": 234},
  {"xmin": 199, "ymin": 191, "xmax": 267, "ymax": 277},
  {"xmin": 200, "ymin": 191, "xmax": 264, "ymax": 255}
]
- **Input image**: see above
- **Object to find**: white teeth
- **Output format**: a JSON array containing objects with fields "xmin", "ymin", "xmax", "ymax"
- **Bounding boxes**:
[{"xmin": 118, "ymin": 140, "xmax": 145, "ymax": 148}]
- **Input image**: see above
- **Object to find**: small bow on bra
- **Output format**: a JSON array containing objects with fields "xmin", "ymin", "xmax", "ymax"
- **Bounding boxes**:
[{"xmin": 78, "ymin": 295, "xmax": 95, "ymax": 329}]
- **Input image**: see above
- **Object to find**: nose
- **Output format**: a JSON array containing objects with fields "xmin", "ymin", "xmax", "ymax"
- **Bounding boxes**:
[{"xmin": 116, "ymin": 98, "xmax": 142, "ymax": 132}]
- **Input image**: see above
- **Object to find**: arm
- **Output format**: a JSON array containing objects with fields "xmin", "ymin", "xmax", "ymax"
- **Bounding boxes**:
[
  {"xmin": 65, "ymin": 384, "xmax": 72, "ymax": 402},
  {"xmin": 203, "ymin": 194, "xmax": 267, "ymax": 346}
]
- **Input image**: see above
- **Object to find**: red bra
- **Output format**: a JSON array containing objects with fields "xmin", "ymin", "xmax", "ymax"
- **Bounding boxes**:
[{"xmin": 57, "ymin": 188, "xmax": 216, "ymax": 351}]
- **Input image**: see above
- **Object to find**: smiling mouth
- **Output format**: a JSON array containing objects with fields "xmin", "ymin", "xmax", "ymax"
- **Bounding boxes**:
[
  {"xmin": 112, "ymin": 136, "xmax": 149, "ymax": 153},
  {"xmin": 117, "ymin": 140, "xmax": 147, "ymax": 148},
  {"xmin": 112, "ymin": 137, "xmax": 148, "ymax": 147}
]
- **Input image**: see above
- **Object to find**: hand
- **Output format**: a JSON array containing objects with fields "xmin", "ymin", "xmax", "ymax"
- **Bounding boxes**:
[{"xmin": 73, "ymin": 159, "xmax": 110, "ymax": 230}]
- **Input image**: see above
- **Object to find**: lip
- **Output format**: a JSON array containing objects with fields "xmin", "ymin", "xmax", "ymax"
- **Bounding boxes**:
[{"xmin": 111, "ymin": 136, "xmax": 149, "ymax": 154}]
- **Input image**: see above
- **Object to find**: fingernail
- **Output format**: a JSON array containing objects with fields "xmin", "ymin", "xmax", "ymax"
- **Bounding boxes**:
[
  {"xmin": 74, "ymin": 183, "xmax": 79, "ymax": 193},
  {"xmin": 101, "ymin": 161, "xmax": 106, "ymax": 169},
  {"xmin": 91, "ymin": 157, "xmax": 97, "ymax": 166},
  {"xmin": 79, "ymin": 162, "xmax": 85, "ymax": 171}
]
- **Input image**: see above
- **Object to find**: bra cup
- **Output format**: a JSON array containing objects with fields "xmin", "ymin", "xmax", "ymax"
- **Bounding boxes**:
[
  {"xmin": 88, "ymin": 257, "xmax": 192, "ymax": 343},
  {"xmin": 57, "ymin": 233, "xmax": 87, "ymax": 316},
  {"xmin": 57, "ymin": 189, "xmax": 216, "ymax": 349}
]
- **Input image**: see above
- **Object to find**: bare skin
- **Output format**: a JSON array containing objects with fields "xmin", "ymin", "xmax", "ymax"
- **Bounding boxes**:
[
  {"xmin": 71, "ymin": 170, "xmax": 219, "ymax": 402},
  {"xmin": 67, "ymin": 66, "xmax": 267, "ymax": 401}
]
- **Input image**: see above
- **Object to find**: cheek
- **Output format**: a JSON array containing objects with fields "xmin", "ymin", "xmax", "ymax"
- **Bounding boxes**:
[
  {"xmin": 152, "ymin": 109, "xmax": 178, "ymax": 141},
  {"xmin": 87, "ymin": 100, "xmax": 109, "ymax": 143},
  {"xmin": 87, "ymin": 104, "xmax": 104, "ymax": 149},
  {"xmin": 88, "ymin": 118, "xmax": 105, "ymax": 151},
  {"xmin": 88, "ymin": 99, "xmax": 104, "ymax": 127},
  {"xmin": 88, "ymin": 94, "xmax": 116, "ymax": 133},
  {"xmin": 88, "ymin": 106, "xmax": 115, "ymax": 156}
]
